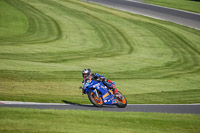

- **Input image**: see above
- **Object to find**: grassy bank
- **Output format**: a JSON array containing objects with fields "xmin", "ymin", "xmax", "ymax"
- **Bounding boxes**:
[
  {"xmin": 146, "ymin": 0, "xmax": 200, "ymax": 13},
  {"xmin": 0, "ymin": 0, "xmax": 200, "ymax": 104},
  {"xmin": 0, "ymin": 108, "xmax": 200, "ymax": 133}
]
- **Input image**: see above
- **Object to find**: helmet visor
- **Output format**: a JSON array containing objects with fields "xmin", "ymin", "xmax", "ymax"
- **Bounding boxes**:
[{"xmin": 83, "ymin": 73, "xmax": 90, "ymax": 79}]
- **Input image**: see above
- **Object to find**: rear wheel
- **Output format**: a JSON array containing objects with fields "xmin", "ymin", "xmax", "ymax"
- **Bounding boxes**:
[
  {"xmin": 116, "ymin": 91, "xmax": 127, "ymax": 108},
  {"xmin": 88, "ymin": 90, "xmax": 103, "ymax": 107}
]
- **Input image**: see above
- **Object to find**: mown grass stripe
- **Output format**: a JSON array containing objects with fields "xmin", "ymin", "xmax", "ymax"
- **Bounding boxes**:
[{"xmin": 0, "ymin": 0, "xmax": 62, "ymax": 45}]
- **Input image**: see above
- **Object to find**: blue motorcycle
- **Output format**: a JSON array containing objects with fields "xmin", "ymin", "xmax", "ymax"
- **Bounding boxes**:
[{"xmin": 81, "ymin": 78, "xmax": 127, "ymax": 108}]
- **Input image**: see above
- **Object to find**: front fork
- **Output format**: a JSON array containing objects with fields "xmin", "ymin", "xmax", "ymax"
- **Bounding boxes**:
[
  {"xmin": 94, "ymin": 89, "xmax": 99, "ymax": 98},
  {"xmin": 93, "ymin": 89, "xmax": 102, "ymax": 103}
]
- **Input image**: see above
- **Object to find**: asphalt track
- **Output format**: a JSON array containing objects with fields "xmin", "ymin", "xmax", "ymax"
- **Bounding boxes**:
[
  {"xmin": 1, "ymin": 101, "xmax": 200, "ymax": 114},
  {"xmin": 85, "ymin": 0, "xmax": 200, "ymax": 30}
]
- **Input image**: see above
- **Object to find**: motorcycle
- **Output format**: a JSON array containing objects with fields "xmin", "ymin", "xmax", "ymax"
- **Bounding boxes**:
[{"xmin": 80, "ymin": 78, "xmax": 127, "ymax": 108}]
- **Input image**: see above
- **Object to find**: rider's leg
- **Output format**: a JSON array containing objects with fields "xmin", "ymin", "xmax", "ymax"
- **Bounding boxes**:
[
  {"xmin": 103, "ymin": 79, "xmax": 120, "ymax": 95},
  {"xmin": 109, "ymin": 84, "xmax": 119, "ymax": 94},
  {"xmin": 113, "ymin": 86, "xmax": 119, "ymax": 93}
]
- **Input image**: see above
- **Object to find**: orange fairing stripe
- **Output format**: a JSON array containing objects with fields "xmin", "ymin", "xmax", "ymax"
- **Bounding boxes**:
[
  {"xmin": 109, "ymin": 90, "xmax": 113, "ymax": 94},
  {"xmin": 103, "ymin": 92, "xmax": 109, "ymax": 99}
]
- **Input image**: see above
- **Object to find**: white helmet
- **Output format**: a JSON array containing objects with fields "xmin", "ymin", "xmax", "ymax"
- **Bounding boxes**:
[{"xmin": 82, "ymin": 68, "xmax": 91, "ymax": 79}]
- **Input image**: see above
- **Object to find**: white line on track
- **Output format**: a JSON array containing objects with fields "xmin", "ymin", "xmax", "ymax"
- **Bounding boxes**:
[
  {"xmin": 127, "ymin": 104, "xmax": 200, "ymax": 105},
  {"xmin": 0, "ymin": 101, "xmax": 70, "ymax": 105},
  {"xmin": 0, "ymin": 101, "xmax": 199, "ymax": 105}
]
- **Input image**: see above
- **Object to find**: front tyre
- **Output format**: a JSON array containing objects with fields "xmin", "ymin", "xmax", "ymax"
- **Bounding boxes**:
[
  {"xmin": 116, "ymin": 91, "xmax": 127, "ymax": 108},
  {"xmin": 88, "ymin": 90, "xmax": 103, "ymax": 107}
]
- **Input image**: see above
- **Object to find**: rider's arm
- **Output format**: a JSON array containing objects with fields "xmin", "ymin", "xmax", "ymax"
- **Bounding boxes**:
[
  {"xmin": 82, "ymin": 80, "xmax": 85, "ymax": 86},
  {"xmin": 92, "ymin": 73, "xmax": 105, "ymax": 81}
]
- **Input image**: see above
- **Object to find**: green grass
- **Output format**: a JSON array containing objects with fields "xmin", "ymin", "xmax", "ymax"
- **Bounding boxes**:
[
  {"xmin": 0, "ymin": 0, "xmax": 200, "ymax": 104},
  {"xmin": 0, "ymin": 108, "xmax": 200, "ymax": 133},
  {"xmin": 146, "ymin": 0, "xmax": 200, "ymax": 13}
]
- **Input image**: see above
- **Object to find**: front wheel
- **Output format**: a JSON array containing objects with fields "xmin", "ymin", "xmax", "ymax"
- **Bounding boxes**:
[
  {"xmin": 116, "ymin": 91, "xmax": 127, "ymax": 108},
  {"xmin": 88, "ymin": 90, "xmax": 103, "ymax": 107}
]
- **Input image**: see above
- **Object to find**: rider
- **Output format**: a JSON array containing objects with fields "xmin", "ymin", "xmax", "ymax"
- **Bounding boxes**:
[{"xmin": 82, "ymin": 68, "xmax": 120, "ymax": 97}]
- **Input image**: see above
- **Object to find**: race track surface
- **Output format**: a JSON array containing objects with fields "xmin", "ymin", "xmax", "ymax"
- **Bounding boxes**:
[
  {"xmin": 85, "ymin": 0, "xmax": 200, "ymax": 30},
  {"xmin": 1, "ymin": 101, "xmax": 200, "ymax": 114}
]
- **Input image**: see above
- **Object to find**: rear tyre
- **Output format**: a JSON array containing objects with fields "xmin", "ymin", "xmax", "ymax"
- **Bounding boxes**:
[
  {"xmin": 88, "ymin": 90, "xmax": 103, "ymax": 107},
  {"xmin": 116, "ymin": 91, "xmax": 127, "ymax": 108}
]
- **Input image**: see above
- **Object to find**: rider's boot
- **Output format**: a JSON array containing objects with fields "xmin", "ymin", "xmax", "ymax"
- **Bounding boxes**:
[
  {"xmin": 112, "ymin": 86, "xmax": 123, "ymax": 100},
  {"xmin": 106, "ymin": 80, "xmax": 123, "ymax": 99}
]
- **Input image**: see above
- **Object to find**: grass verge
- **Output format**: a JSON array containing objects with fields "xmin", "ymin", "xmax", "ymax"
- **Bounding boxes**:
[{"xmin": 0, "ymin": 108, "xmax": 200, "ymax": 133}]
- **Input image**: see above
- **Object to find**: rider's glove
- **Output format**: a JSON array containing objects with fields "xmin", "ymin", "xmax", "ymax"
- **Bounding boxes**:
[{"xmin": 96, "ymin": 76, "xmax": 101, "ymax": 81}]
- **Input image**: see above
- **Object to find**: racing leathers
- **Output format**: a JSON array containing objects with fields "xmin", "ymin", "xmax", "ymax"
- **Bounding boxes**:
[{"xmin": 90, "ymin": 73, "xmax": 119, "ymax": 94}]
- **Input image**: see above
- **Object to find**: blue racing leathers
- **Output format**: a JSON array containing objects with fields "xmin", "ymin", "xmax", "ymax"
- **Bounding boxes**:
[{"xmin": 91, "ymin": 73, "xmax": 115, "ymax": 88}]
